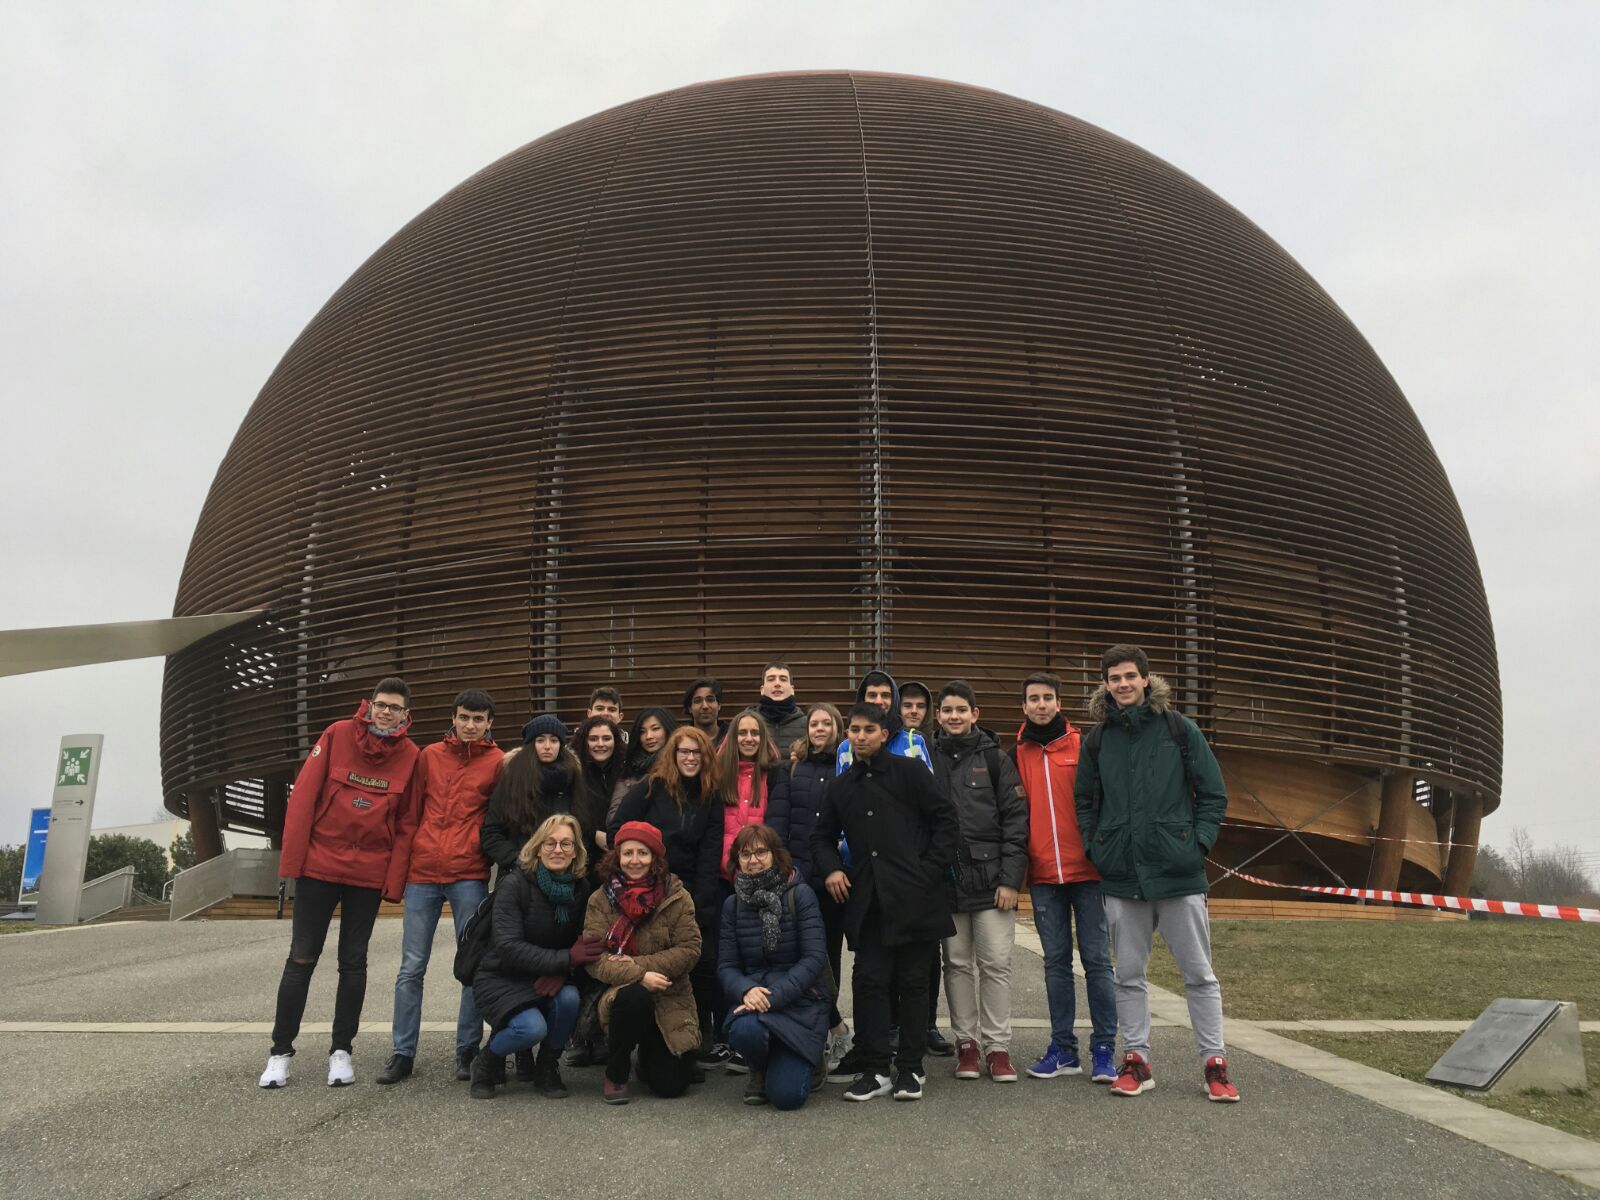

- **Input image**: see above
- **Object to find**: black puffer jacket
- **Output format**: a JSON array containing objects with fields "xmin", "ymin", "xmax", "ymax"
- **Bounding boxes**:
[
  {"xmin": 785, "ymin": 748, "xmax": 834, "ymax": 884},
  {"xmin": 931, "ymin": 728, "xmax": 1029, "ymax": 911},
  {"xmin": 472, "ymin": 867, "xmax": 593, "ymax": 1031}
]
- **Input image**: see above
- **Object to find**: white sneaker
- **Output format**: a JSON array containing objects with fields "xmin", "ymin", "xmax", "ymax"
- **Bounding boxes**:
[
  {"xmin": 258, "ymin": 1053, "xmax": 291, "ymax": 1089},
  {"xmin": 828, "ymin": 1023, "xmax": 854, "ymax": 1071},
  {"xmin": 327, "ymin": 1050, "xmax": 355, "ymax": 1087}
]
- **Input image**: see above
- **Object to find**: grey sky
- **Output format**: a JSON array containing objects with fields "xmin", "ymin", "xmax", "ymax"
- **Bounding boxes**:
[{"xmin": 3, "ymin": 2, "xmax": 1596, "ymax": 878}]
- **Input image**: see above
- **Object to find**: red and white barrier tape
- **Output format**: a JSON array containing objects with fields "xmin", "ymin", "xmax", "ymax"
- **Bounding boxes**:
[{"xmin": 1214, "ymin": 864, "xmax": 1600, "ymax": 924}]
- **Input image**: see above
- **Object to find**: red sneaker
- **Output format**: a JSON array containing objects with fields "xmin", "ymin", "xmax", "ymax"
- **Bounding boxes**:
[
  {"xmin": 1204, "ymin": 1056, "xmax": 1240, "ymax": 1102},
  {"xmin": 602, "ymin": 1077, "xmax": 630, "ymax": 1105},
  {"xmin": 1110, "ymin": 1051, "xmax": 1153, "ymax": 1097},
  {"xmin": 955, "ymin": 1039, "xmax": 981, "ymax": 1079},
  {"xmin": 985, "ymin": 1049, "xmax": 1018, "ymax": 1083}
]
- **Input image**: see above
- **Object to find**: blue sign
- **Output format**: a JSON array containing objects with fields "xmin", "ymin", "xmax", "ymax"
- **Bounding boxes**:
[{"xmin": 21, "ymin": 808, "xmax": 49, "ymax": 897}]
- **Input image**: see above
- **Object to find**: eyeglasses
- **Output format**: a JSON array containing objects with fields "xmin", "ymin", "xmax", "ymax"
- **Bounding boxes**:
[
  {"xmin": 371, "ymin": 701, "xmax": 408, "ymax": 714},
  {"xmin": 738, "ymin": 848, "xmax": 774, "ymax": 861},
  {"xmin": 675, "ymin": 748, "xmax": 703, "ymax": 758},
  {"xmin": 542, "ymin": 838, "xmax": 577, "ymax": 852}
]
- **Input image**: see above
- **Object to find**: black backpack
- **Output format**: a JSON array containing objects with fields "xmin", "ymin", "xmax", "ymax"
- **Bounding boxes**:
[{"xmin": 452, "ymin": 887, "xmax": 497, "ymax": 986}]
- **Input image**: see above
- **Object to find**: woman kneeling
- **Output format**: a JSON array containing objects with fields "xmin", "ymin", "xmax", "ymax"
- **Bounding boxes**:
[
  {"xmin": 584, "ymin": 820, "xmax": 704, "ymax": 1103},
  {"xmin": 718, "ymin": 823, "xmax": 830, "ymax": 1109},
  {"xmin": 471, "ymin": 814, "xmax": 604, "ymax": 1098}
]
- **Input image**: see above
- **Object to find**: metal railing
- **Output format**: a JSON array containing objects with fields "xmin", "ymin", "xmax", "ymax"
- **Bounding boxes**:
[
  {"xmin": 168, "ymin": 848, "xmax": 285, "ymax": 921},
  {"xmin": 78, "ymin": 866, "xmax": 136, "ymax": 923}
]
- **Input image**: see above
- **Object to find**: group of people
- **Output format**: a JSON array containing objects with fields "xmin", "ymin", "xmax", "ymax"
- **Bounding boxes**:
[{"xmin": 257, "ymin": 645, "xmax": 1241, "ymax": 1107}]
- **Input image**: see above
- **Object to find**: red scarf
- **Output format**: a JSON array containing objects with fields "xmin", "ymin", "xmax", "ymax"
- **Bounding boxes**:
[{"xmin": 603, "ymin": 871, "xmax": 665, "ymax": 954}]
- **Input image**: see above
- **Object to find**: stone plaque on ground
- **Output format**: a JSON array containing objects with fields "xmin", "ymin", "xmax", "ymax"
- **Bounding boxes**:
[{"xmin": 1426, "ymin": 998, "xmax": 1585, "ymax": 1093}]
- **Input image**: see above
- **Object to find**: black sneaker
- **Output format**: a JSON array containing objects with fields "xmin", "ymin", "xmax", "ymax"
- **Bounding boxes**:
[
  {"xmin": 725, "ymin": 1049, "xmax": 750, "ymax": 1075},
  {"xmin": 697, "ymin": 1041, "xmax": 732, "ymax": 1068},
  {"xmin": 515, "ymin": 1048, "xmax": 536, "ymax": 1082},
  {"xmin": 454, "ymin": 1049, "xmax": 474, "ymax": 1081},
  {"xmin": 531, "ymin": 1049, "xmax": 569, "ymax": 1099},
  {"xmin": 376, "ymin": 1053, "xmax": 412, "ymax": 1085},
  {"xmin": 842, "ymin": 1071, "xmax": 892, "ymax": 1102},
  {"xmin": 893, "ymin": 1069, "xmax": 926, "ymax": 1101},
  {"xmin": 469, "ymin": 1051, "xmax": 497, "ymax": 1100},
  {"xmin": 925, "ymin": 1026, "xmax": 955, "ymax": 1057},
  {"xmin": 827, "ymin": 1049, "xmax": 866, "ymax": 1084}
]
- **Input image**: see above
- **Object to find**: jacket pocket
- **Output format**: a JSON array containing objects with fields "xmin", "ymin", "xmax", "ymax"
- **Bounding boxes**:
[
  {"xmin": 1088, "ymin": 823, "xmax": 1132, "ymax": 880},
  {"xmin": 1156, "ymin": 821, "xmax": 1204, "ymax": 876}
]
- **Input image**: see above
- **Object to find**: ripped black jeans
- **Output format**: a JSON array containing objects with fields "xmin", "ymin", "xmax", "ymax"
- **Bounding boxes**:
[{"xmin": 269, "ymin": 876, "xmax": 383, "ymax": 1056}]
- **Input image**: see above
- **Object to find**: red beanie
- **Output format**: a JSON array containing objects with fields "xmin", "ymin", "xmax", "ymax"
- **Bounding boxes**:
[{"xmin": 614, "ymin": 820, "xmax": 667, "ymax": 862}]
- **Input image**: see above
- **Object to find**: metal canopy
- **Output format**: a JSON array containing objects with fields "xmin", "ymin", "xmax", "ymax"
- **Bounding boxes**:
[{"xmin": 0, "ymin": 611, "xmax": 266, "ymax": 677}]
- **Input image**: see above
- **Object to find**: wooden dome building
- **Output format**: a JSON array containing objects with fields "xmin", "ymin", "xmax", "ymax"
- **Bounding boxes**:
[{"xmin": 161, "ymin": 71, "xmax": 1500, "ymax": 894}]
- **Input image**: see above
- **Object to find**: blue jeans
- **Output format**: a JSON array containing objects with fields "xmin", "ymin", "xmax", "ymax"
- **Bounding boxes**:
[
  {"xmin": 726, "ymin": 1013, "xmax": 815, "ymax": 1111},
  {"xmin": 486, "ymin": 985, "xmax": 581, "ymax": 1056},
  {"xmin": 392, "ymin": 879, "xmax": 487, "ymax": 1058},
  {"xmin": 1030, "ymin": 881, "xmax": 1117, "ymax": 1054}
]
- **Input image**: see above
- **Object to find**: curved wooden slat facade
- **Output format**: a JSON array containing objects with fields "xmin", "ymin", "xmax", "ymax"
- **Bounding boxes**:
[{"xmin": 160, "ymin": 72, "xmax": 1500, "ymax": 888}]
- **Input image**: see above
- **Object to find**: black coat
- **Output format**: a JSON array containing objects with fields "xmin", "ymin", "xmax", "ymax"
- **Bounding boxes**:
[
  {"xmin": 480, "ymin": 755, "xmax": 587, "ymax": 873},
  {"xmin": 717, "ymin": 874, "xmax": 830, "ymax": 1065},
  {"xmin": 785, "ymin": 749, "xmax": 834, "ymax": 884},
  {"xmin": 472, "ymin": 867, "xmax": 592, "ymax": 1031},
  {"xmin": 932, "ymin": 729, "xmax": 1030, "ymax": 911},
  {"xmin": 810, "ymin": 751, "xmax": 959, "ymax": 947},
  {"xmin": 608, "ymin": 778, "xmax": 723, "ymax": 924}
]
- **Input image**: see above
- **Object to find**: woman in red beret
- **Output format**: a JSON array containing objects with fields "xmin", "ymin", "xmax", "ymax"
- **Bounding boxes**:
[{"xmin": 582, "ymin": 820, "xmax": 704, "ymax": 1103}]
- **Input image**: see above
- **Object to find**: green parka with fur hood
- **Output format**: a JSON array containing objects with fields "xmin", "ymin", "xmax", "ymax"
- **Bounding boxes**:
[{"xmin": 1071, "ymin": 674, "xmax": 1227, "ymax": 901}]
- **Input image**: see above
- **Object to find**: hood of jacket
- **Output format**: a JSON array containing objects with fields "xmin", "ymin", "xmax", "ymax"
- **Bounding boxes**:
[
  {"xmin": 854, "ymin": 669, "xmax": 903, "ymax": 735},
  {"xmin": 934, "ymin": 725, "xmax": 1001, "ymax": 759},
  {"xmin": 353, "ymin": 698, "xmax": 415, "ymax": 760},
  {"xmin": 1086, "ymin": 672, "xmax": 1173, "ymax": 723},
  {"xmin": 441, "ymin": 731, "xmax": 498, "ymax": 759}
]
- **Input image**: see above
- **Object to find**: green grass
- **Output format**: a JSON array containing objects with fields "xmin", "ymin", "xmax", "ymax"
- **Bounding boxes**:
[
  {"xmin": 1290, "ymin": 1030, "xmax": 1600, "ymax": 1142},
  {"xmin": 1143, "ymin": 918, "xmax": 1600, "ymax": 1020},
  {"xmin": 0, "ymin": 921, "xmax": 37, "ymax": 934}
]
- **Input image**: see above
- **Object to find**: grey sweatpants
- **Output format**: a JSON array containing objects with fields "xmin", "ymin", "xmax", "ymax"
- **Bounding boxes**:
[{"xmin": 1104, "ymin": 893, "xmax": 1225, "ymax": 1062}]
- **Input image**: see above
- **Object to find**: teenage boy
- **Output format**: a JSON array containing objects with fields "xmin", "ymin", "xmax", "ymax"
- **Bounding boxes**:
[
  {"xmin": 757, "ymin": 660, "xmax": 808, "ymax": 750},
  {"xmin": 898, "ymin": 680, "xmax": 935, "ymax": 741},
  {"xmin": 586, "ymin": 687, "xmax": 624, "ymax": 726},
  {"xmin": 931, "ymin": 681, "xmax": 1028, "ymax": 1083},
  {"xmin": 1013, "ymin": 671, "xmax": 1118, "ymax": 1084},
  {"xmin": 378, "ymin": 689, "xmax": 504, "ymax": 1086},
  {"xmin": 834, "ymin": 670, "xmax": 948, "ymax": 1054},
  {"xmin": 261, "ymin": 677, "xmax": 421, "ymax": 1089},
  {"xmin": 682, "ymin": 677, "xmax": 727, "ymax": 741},
  {"xmin": 1074, "ymin": 645, "xmax": 1239, "ymax": 1102},
  {"xmin": 812, "ymin": 702, "xmax": 959, "ymax": 1102}
]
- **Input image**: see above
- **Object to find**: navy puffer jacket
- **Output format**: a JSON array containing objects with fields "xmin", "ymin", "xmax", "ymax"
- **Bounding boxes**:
[
  {"xmin": 717, "ymin": 872, "xmax": 830, "ymax": 1066},
  {"xmin": 785, "ymin": 749, "xmax": 834, "ymax": 883}
]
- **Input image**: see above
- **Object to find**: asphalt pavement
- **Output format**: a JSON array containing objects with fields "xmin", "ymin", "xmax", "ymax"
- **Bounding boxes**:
[{"xmin": 0, "ymin": 920, "xmax": 1589, "ymax": 1199}]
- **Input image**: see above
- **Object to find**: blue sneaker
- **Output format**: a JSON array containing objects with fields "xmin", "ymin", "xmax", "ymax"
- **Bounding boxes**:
[
  {"xmin": 1090, "ymin": 1043, "xmax": 1117, "ymax": 1084},
  {"xmin": 1026, "ymin": 1043, "xmax": 1081, "ymax": 1079}
]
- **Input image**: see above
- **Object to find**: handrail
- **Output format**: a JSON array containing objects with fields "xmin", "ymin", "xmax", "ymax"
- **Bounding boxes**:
[
  {"xmin": 168, "ymin": 848, "xmax": 284, "ymax": 921},
  {"xmin": 79, "ymin": 866, "xmax": 137, "ymax": 922}
]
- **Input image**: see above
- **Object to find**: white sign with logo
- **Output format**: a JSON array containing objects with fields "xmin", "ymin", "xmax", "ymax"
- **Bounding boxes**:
[{"xmin": 35, "ymin": 734, "xmax": 105, "ymax": 925}]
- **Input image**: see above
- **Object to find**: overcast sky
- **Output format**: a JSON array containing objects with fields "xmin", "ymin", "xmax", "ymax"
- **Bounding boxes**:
[{"xmin": 2, "ymin": 2, "xmax": 1596, "ymax": 880}]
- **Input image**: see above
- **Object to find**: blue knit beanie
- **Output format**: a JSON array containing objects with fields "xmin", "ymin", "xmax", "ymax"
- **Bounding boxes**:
[{"xmin": 521, "ymin": 713, "xmax": 569, "ymax": 745}]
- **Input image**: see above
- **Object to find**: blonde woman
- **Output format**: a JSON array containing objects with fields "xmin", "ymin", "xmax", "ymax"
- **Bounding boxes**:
[{"xmin": 470, "ymin": 814, "xmax": 605, "ymax": 1099}]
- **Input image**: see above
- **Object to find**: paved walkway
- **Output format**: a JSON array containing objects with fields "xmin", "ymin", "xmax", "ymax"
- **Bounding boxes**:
[{"xmin": 0, "ymin": 920, "xmax": 1593, "ymax": 1199}]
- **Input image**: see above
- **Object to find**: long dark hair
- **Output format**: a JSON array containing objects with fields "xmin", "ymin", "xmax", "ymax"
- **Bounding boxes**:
[
  {"xmin": 624, "ymin": 706, "xmax": 678, "ymax": 775},
  {"xmin": 489, "ymin": 742, "xmax": 584, "ymax": 839},
  {"xmin": 574, "ymin": 715, "xmax": 624, "ymax": 790}
]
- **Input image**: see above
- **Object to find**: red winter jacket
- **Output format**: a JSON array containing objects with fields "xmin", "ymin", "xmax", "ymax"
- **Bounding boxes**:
[
  {"xmin": 405, "ymin": 734, "xmax": 503, "ymax": 884},
  {"xmin": 1014, "ymin": 721, "xmax": 1099, "ymax": 886},
  {"xmin": 279, "ymin": 700, "xmax": 422, "ymax": 900}
]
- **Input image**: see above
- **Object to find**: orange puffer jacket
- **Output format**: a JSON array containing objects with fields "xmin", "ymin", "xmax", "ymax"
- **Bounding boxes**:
[{"xmin": 406, "ymin": 734, "xmax": 504, "ymax": 884}]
